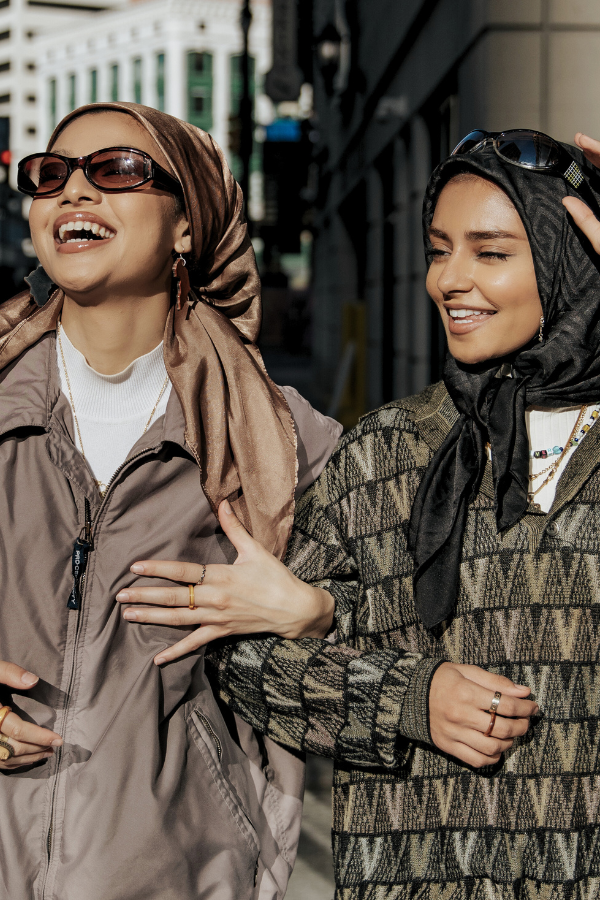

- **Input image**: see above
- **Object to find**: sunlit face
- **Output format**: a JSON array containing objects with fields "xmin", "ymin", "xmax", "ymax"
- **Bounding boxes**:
[
  {"xmin": 28, "ymin": 111, "xmax": 190, "ymax": 304},
  {"xmin": 426, "ymin": 174, "xmax": 543, "ymax": 365}
]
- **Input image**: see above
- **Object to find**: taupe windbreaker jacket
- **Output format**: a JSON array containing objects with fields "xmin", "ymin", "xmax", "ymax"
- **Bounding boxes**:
[{"xmin": 0, "ymin": 329, "xmax": 341, "ymax": 900}]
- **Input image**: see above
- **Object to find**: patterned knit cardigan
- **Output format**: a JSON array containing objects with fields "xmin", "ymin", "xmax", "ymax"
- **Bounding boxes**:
[{"xmin": 209, "ymin": 382, "xmax": 600, "ymax": 900}]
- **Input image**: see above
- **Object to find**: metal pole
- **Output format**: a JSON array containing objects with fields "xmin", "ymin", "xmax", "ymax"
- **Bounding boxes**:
[{"xmin": 240, "ymin": 0, "xmax": 253, "ymax": 230}]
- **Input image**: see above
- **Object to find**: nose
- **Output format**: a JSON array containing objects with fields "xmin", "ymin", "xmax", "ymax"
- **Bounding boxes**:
[
  {"xmin": 435, "ymin": 247, "xmax": 474, "ymax": 297},
  {"xmin": 58, "ymin": 166, "xmax": 102, "ymax": 206}
]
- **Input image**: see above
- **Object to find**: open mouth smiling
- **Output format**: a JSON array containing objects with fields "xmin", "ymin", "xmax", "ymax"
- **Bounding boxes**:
[{"xmin": 57, "ymin": 220, "xmax": 116, "ymax": 244}]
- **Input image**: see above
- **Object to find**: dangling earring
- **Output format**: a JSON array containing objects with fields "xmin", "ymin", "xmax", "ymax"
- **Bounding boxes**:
[
  {"xmin": 538, "ymin": 315, "xmax": 545, "ymax": 343},
  {"xmin": 172, "ymin": 253, "xmax": 190, "ymax": 311}
]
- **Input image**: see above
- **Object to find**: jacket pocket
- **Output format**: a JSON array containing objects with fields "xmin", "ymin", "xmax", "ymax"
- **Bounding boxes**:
[{"xmin": 187, "ymin": 706, "xmax": 260, "ymax": 864}]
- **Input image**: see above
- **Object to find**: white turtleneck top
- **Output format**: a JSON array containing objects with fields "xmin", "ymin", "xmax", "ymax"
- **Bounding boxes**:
[{"xmin": 56, "ymin": 326, "xmax": 172, "ymax": 490}]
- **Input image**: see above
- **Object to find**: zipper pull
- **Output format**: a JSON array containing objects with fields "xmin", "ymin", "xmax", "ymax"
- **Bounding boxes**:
[{"xmin": 67, "ymin": 499, "xmax": 94, "ymax": 610}]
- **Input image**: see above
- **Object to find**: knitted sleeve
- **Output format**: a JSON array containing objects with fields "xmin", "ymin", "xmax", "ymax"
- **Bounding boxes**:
[{"xmin": 207, "ymin": 414, "xmax": 442, "ymax": 769}]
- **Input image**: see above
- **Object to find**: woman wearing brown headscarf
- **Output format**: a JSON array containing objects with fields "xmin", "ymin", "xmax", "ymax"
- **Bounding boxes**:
[{"xmin": 0, "ymin": 103, "xmax": 340, "ymax": 899}]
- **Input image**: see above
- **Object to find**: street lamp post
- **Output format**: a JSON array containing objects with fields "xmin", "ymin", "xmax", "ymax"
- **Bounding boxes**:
[{"xmin": 240, "ymin": 0, "xmax": 253, "ymax": 230}]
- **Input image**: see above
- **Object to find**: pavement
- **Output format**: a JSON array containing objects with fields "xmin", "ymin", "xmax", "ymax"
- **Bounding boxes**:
[{"xmin": 286, "ymin": 756, "xmax": 335, "ymax": 900}]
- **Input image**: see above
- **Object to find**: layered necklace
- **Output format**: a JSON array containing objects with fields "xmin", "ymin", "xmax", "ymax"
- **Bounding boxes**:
[
  {"xmin": 527, "ymin": 405, "xmax": 599, "ymax": 504},
  {"xmin": 57, "ymin": 321, "xmax": 170, "ymax": 496}
]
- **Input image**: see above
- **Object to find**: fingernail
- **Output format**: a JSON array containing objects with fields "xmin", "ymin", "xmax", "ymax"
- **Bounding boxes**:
[
  {"xmin": 116, "ymin": 591, "xmax": 129, "ymax": 602},
  {"xmin": 123, "ymin": 611, "xmax": 138, "ymax": 621},
  {"xmin": 21, "ymin": 672, "xmax": 38, "ymax": 686},
  {"xmin": 130, "ymin": 563, "xmax": 145, "ymax": 574},
  {"xmin": 51, "ymin": 739, "xmax": 62, "ymax": 747},
  {"xmin": 222, "ymin": 500, "xmax": 232, "ymax": 514},
  {"xmin": 155, "ymin": 656, "xmax": 167, "ymax": 665}
]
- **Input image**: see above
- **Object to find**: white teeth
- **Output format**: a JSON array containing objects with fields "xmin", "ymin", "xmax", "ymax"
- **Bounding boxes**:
[
  {"xmin": 56, "ymin": 220, "xmax": 115, "ymax": 242},
  {"xmin": 449, "ymin": 309, "xmax": 489, "ymax": 318}
]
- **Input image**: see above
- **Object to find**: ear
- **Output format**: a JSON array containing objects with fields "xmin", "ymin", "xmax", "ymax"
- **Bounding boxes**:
[{"xmin": 173, "ymin": 218, "xmax": 192, "ymax": 255}]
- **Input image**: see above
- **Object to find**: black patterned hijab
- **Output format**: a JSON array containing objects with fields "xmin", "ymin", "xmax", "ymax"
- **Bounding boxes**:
[{"xmin": 409, "ymin": 143, "xmax": 600, "ymax": 629}]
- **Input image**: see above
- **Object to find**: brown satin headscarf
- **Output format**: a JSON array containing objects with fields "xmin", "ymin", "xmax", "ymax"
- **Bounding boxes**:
[{"xmin": 2, "ymin": 102, "xmax": 298, "ymax": 558}]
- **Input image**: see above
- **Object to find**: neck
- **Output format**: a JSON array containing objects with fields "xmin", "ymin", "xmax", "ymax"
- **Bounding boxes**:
[{"xmin": 60, "ymin": 292, "xmax": 169, "ymax": 375}]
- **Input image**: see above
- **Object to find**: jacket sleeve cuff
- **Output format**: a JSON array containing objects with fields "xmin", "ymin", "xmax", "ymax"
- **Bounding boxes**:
[{"xmin": 395, "ymin": 657, "xmax": 446, "ymax": 746}]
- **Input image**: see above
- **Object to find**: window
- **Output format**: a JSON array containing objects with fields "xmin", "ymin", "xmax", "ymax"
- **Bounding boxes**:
[
  {"xmin": 89, "ymin": 68, "xmax": 97, "ymax": 103},
  {"xmin": 26, "ymin": 125, "xmax": 36, "ymax": 135},
  {"xmin": 49, "ymin": 78, "xmax": 56, "ymax": 128},
  {"xmin": 68, "ymin": 72, "xmax": 76, "ymax": 111},
  {"xmin": 133, "ymin": 57, "xmax": 142, "ymax": 104},
  {"xmin": 0, "ymin": 94, "xmax": 10, "ymax": 104},
  {"xmin": 156, "ymin": 52, "xmax": 165, "ymax": 111},
  {"xmin": 26, "ymin": 62, "xmax": 35, "ymax": 71},
  {"xmin": 110, "ymin": 63, "xmax": 118, "ymax": 101},
  {"xmin": 186, "ymin": 51, "xmax": 212, "ymax": 131},
  {"xmin": 26, "ymin": 94, "xmax": 35, "ymax": 103},
  {"xmin": 0, "ymin": 61, "xmax": 11, "ymax": 73},
  {"xmin": 0, "ymin": 31, "xmax": 10, "ymax": 41},
  {"xmin": 0, "ymin": 2, "xmax": 9, "ymax": 8},
  {"xmin": 25, "ymin": 30, "xmax": 34, "ymax": 39}
]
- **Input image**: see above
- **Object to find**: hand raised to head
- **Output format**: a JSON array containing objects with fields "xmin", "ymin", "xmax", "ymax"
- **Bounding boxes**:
[{"xmin": 562, "ymin": 133, "xmax": 600, "ymax": 253}]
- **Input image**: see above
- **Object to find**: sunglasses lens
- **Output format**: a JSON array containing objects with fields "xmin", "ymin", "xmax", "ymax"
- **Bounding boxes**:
[
  {"xmin": 451, "ymin": 131, "xmax": 488, "ymax": 155},
  {"xmin": 88, "ymin": 150, "xmax": 150, "ymax": 188},
  {"xmin": 495, "ymin": 131, "xmax": 561, "ymax": 168},
  {"xmin": 19, "ymin": 156, "xmax": 68, "ymax": 195}
]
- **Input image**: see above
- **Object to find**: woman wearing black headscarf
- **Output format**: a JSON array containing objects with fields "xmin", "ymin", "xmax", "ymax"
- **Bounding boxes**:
[{"xmin": 129, "ymin": 132, "xmax": 600, "ymax": 897}]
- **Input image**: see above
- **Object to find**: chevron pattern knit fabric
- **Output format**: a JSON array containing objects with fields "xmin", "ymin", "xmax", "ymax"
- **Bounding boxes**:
[{"xmin": 210, "ymin": 380, "xmax": 600, "ymax": 898}]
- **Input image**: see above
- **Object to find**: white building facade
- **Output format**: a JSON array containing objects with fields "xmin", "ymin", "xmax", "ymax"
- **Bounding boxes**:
[
  {"xmin": 33, "ymin": 0, "xmax": 272, "ymax": 217},
  {"xmin": 0, "ymin": 0, "xmax": 121, "ymax": 186}
]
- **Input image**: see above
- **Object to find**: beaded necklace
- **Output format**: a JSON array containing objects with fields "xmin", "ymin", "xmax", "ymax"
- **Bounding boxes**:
[
  {"xmin": 529, "ymin": 407, "xmax": 600, "ymax": 459},
  {"xmin": 527, "ymin": 404, "xmax": 600, "ymax": 504}
]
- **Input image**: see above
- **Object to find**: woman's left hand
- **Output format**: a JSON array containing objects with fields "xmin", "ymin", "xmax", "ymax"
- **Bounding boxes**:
[
  {"xmin": 562, "ymin": 133, "xmax": 600, "ymax": 251},
  {"xmin": 117, "ymin": 499, "xmax": 335, "ymax": 665}
]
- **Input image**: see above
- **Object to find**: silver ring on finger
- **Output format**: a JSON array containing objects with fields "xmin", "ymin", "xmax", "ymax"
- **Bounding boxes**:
[
  {"xmin": 488, "ymin": 691, "xmax": 501, "ymax": 714},
  {"xmin": 197, "ymin": 564, "xmax": 207, "ymax": 587},
  {"xmin": 0, "ymin": 737, "xmax": 14, "ymax": 761}
]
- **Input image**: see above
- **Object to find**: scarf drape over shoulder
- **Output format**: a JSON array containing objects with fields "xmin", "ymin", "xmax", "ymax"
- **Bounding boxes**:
[
  {"xmin": 409, "ymin": 143, "xmax": 600, "ymax": 628},
  {"xmin": 4, "ymin": 102, "xmax": 298, "ymax": 559}
]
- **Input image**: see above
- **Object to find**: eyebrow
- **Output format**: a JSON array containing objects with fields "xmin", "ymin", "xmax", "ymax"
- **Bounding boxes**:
[{"xmin": 428, "ymin": 226, "xmax": 522, "ymax": 241}]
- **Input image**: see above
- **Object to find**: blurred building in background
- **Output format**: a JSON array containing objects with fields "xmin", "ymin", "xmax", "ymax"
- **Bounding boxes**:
[
  {"xmin": 34, "ymin": 0, "xmax": 272, "ymax": 222},
  {"xmin": 306, "ymin": 0, "xmax": 600, "ymax": 427}
]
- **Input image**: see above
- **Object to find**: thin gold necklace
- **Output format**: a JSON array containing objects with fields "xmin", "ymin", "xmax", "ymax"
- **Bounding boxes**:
[
  {"xmin": 527, "ymin": 405, "xmax": 587, "ymax": 503},
  {"xmin": 57, "ymin": 321, "xmax": 169, "ymax": 496}
]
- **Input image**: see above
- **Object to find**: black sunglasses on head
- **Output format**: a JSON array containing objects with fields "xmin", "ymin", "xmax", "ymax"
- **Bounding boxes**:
[
  {"xmin": 452, "ymin": 128, "xmax": 600, "ymax": 213},
  {"xmin": 17, "ymin": 146, "xmax": 183, "ymax": 199}
]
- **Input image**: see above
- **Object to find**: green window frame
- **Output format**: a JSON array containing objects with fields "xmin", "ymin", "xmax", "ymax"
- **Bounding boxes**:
[
  {"xmin": 49, "ymin": 78, "xmax": 56, "ymax": 130},
  {"xmin": 133, "ymin": 57, "xmax": 142, "ymax": 104},
  {"xmin": 89, "ymin": 68, "xmax": 97, "ymax": 103},
  {"xmin": 186, "ymin": 51, "xmax": 213, "ymax": 131},
  {"xmin": 68, "ymin": 73, "xmax": 76, "ymax": 111},
  {"xmin": 156, "ymin": 52, "xmax": 165, "ymax": 111},
  {"xmin": 110, "ymin": 64, "xmax": 119, "ymax": 102}
]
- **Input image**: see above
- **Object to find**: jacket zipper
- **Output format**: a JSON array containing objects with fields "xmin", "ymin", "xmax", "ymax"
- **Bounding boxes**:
[
  {"xmin": 195, "ymin": 709, "xmax": 222, "ymax": 762},
  {"xmin": 44, "ymin": 448, "xmax": 156, "ymax": 886}
]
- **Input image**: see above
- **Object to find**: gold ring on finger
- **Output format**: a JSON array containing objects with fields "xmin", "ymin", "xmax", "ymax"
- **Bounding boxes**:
[
  {"xmin": 0, "ymin": 705, "xmax": 11, "ymax": 732},
  {"xmin": 0, "ymin": 737, "xmax": 14, "ymax": 760},
  {"xmin": 488, "ymin": 691, "xmax": 501, "ymax": 714},
  {"xmin": 189, "ymin": 583, "xmax": 196, "ymax": 611},
  {"xmin": 484, "ymin": 711, "xmax": 497, "ymax": 737},
  {"xmin": 197, "ymin": 564, "xmax": 207, "ymax": 587}
]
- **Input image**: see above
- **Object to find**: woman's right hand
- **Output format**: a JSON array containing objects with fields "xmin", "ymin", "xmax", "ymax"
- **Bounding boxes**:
[
  {"xmin": 429, "ymin": 662, "xmax": 539, "ymax": 768},
  {"xmin": 0, "ymin": 661, "xmax": 62, "ymax": 769},
  {"xmin": 562, "ymin": 133, "xmax": 600, "ymax": 250}
]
